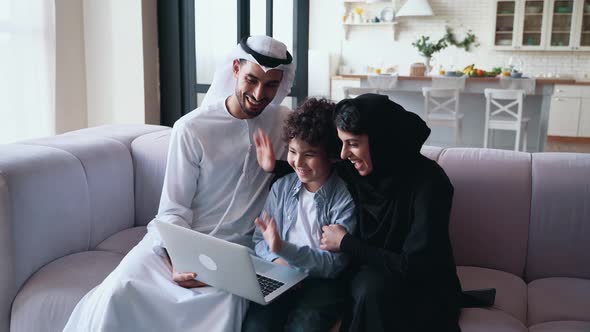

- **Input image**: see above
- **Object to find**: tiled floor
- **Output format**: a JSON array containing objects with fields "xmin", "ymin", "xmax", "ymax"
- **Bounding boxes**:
[{"xmin": 544, "ymin": 137, "xmax": 590, "ymax": 153}]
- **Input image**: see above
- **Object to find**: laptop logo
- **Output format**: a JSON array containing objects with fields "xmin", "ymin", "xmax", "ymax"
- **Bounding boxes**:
[{"xmin": 198, "ymin": 254, "xmax": 217, "ymax": 271}]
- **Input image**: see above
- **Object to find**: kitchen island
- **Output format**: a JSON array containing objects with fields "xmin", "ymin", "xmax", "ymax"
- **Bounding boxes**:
[{"xmin": 331, "ymin": 75, "xmax": 590, "ymax": 152}]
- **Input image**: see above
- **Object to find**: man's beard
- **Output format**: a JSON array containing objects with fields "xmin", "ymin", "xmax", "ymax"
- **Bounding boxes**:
[{"xmin": 236, "ymin": 90, "xmax": 266, "ymax": 118}]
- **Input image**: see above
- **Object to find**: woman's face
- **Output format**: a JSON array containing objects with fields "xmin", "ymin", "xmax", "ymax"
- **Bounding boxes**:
[{"xmin": 337, "ymin": 128, "xmax": 373, "ymax": 176}]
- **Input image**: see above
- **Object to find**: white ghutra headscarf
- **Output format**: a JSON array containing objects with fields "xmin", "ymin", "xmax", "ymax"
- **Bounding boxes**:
[{"xmin": 201, "ymin": 35, "xmax": 296, "ymax": 108}]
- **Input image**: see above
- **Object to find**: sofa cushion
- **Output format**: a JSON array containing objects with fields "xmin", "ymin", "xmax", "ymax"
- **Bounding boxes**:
[
  {"xmin": 527, "ymin": 277, "xmax": 590, "ymax": 326},
  {"xmin": 96, "ymin": 226, "xmax": 147, "ymax": 255},
  {"xmin": 0, "ymin": 144, "xmax": 91, "ymax": 290},
  {"xmin": 21, "ymin": 135, "xmax": 135, "ymax": 248},
  {"xmin": 439, "ymin": 148, "xmax": 531, "ymax": 277},
  {"xmin": 420, "ymin": 145, "xmax": 443, "ymax": 161},
  {"xmin": 459, "ymin": 308, "xmax": 527, "ymax": 332},
  {"xmin": 64, "ymin": 124, "xmax": 169, "ymax": 150},
  {"xmin": 526, "ymin": 153, "xmax": 590, "ymax": 280},
  {"xmin": 529, "ymin": 321, "xmax": 590, "ymax": 332},
  {"xmin": 131, "ymin": 130, "xmax": 171, "ymax": 226},
  {"xmin": 457, "ymin": 266, "xmax": 527, "ymax": 324},
  {"xmin": 10, "ymin": 251, "xmax": 124, "ymax": 332}
]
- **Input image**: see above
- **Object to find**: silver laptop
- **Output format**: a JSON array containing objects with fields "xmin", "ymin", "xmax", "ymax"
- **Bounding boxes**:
[{"xmin": 155, "ymin": 221, "xmax": 307, "ymax": 305}]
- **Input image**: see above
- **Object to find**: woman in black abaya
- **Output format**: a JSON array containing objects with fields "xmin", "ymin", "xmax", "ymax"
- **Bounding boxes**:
[{"xmin": 319, "ymin": 94, "xmax": 462, "ymax": 331}]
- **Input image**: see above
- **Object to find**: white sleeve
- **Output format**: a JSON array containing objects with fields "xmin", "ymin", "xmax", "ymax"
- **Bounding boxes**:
[{"xmin": 147, "ymin": 119, "xmax": 203, "ymax": 256}]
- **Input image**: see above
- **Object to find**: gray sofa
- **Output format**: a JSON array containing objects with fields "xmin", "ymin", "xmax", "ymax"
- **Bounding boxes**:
[{"xmin": 1, "ymin": 124, "xmax": 589, "ymax": 332}]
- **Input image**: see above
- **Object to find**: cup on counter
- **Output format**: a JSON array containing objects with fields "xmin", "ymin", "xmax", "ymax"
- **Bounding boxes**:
[{"xmin": 339, "ymin": 65, "xmax": 351, "ymax": 75}]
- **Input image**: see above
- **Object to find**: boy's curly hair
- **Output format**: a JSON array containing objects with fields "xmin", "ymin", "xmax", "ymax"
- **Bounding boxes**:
[{"xmin": 282, "ymin": 97, "xmax": 340, "ymax": 159}]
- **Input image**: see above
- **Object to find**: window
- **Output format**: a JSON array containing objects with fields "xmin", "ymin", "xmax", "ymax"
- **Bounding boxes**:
[{"xmin": 158, "ymin": 0, "xmax": 308, "ymax": 126}]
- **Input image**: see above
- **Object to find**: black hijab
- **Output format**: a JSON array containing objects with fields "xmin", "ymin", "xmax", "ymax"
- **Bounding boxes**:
[{"xmin": 334, "ymin": 94, "xmax": 431, "ymax": 244}]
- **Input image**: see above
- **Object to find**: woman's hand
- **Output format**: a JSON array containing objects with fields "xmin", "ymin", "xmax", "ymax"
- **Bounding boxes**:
[
  {"xmin": 255, "ymin": 212, "xmax": 282, "ymax": 253},
  {"xmin": 320, "ymin": 224, "xmax": 348, "ymax": 252},
  {"xmin": 253, "ymin": 128, "xmax": 276, "ymax": 173},
  {"xmin": 172, "ymin": 267, "xmax": 208, "ymax": 288}
]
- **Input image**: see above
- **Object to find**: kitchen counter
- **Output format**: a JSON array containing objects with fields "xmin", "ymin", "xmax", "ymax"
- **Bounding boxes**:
[
  {"xmin": 329, "ymin": 74, "xmax": 577, "ymax": 152},
  {"xmin": 332, "ymin": 74, "xmax": 583, "ymax": 85}
]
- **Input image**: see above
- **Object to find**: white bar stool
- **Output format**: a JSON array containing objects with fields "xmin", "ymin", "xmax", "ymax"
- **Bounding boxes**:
[
  {"xmin": 483, "ymin": 88, "xmax": 530, "ymax": 152},
  {"xmin": 422, "ymin": 76, "xmax": 466, "ymax": 146}
]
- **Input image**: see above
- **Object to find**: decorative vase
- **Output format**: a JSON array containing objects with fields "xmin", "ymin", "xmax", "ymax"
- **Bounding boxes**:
[{"xmin": 423, "ymin": 56, "xmax": 432, "ymax": 75}]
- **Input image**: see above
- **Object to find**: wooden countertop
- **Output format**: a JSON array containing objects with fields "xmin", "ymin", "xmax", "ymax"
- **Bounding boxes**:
[{"xmin": 332, "ymin": 75, "xmax": 582, "ymax": 85}]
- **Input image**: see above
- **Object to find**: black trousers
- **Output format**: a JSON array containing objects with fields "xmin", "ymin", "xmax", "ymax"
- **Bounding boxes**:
[
  {"xmin": 340, "ymin": 265, "xmax": 461, "ymax": 332},
  {"xmin": 242, "ymin": 277, "xmax": 347, "ymax": 332}
]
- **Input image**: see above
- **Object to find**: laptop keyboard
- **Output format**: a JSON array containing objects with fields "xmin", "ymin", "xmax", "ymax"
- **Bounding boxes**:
[{"xmin": 256, "ymin": 274, "xmax": 284, "ymax": 297}]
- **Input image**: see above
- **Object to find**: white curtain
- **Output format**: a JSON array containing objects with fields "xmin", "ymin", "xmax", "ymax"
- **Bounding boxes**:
[{"xmin": 0, "ymin": 0, "xmax": 55, "ymax": 144}]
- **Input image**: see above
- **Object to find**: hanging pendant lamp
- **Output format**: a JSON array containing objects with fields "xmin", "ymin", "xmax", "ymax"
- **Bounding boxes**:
[{"xmin": 396, "ymin": 0, "xmax": 434, "ymax": 17}]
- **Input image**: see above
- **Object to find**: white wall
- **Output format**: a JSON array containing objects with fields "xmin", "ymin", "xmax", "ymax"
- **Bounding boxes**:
[
  {"xmin": 53, "ymin": 0, "xmax": 160, "ymax": 131},
  {"xmin": 309, "ymin": 0, "xmax": 590, "ymax": 78},
  {"xmin": 84, "ymin": 0, "xmax": 148, "ymax": 126}
]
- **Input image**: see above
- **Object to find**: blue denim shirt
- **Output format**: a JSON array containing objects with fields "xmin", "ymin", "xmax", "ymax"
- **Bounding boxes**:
[{"xmin": 253, "ymin": 171, "xmax": 356, "ymax": 279}]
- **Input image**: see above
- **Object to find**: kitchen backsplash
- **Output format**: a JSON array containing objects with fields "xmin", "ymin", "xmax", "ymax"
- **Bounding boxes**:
[{"xmin": 310, "ymin": 0, "xmax": 590, "ymax": 80}]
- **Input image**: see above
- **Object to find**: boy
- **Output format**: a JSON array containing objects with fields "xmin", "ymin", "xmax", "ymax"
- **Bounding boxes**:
[{"xmin": 242, "ymin": 97, "xmax": 356, "ymax": 332}]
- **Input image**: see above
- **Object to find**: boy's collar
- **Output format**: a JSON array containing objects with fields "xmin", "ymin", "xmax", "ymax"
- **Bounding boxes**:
[{"xmin": 290, "ymin": 170, "xmax": 338, "ymax": 200}]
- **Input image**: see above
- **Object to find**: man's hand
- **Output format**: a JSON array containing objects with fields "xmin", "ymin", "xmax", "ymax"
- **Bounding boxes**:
[
  {"xmin": 253, "ymin": 128, "xmax": 276, "ymax": 173},
  {"xmin": 172, "ymin": 267, "xmax": 209, "ymax": 288},
  {"xmin": 320, "ymin": 224, "xmax": 348, "ymax": 252},
  {"xmin": 255, "ymin": 212, "xmax": 282, "ymax": 253},
  {"xmin": 272, "ymin": 258, "xmax": 289, "ymax": 267},
  {"xmin": 164, "ymin": 252, "xmax": 208, "ymax": 288}
]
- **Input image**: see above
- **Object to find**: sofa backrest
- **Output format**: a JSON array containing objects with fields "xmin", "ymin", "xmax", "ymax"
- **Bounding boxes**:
[
  {"xmin": 0, "ymin": 125, "xmax": 168, "ymax": 331},
  {"xmin": 131, "ymin": 130, "xmax": 171, "ymax": 226},
  {"xmin": 436, "ymin": 148, "xmax": 532, "ymax": 278},
  {"xmin": 526, "ymin": 153, "xmax": 590, "ymax": 281}
]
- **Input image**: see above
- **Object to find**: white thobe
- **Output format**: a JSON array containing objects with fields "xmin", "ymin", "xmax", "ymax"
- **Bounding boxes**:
[{"xmin": 63, "ymin": 100, "xmax": 289, "ymax": 332}]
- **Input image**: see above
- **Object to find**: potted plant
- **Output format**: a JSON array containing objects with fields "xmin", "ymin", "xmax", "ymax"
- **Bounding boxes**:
[
  {"xmin": 412, "ymin": 27, "xmax": 479, "ymax": 75},
  {"xmin": 411, "ymin": 36, "xmax": 447, "ymax": 73}
]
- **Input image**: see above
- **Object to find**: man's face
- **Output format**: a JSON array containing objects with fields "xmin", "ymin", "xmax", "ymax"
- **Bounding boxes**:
[
  {"xmin": 232, "ymin": 60, "xmax": 283, "ymax": 118},
  {"xmin": 287, "ymin": 138, "xmax": 332, "ymax": 193}
]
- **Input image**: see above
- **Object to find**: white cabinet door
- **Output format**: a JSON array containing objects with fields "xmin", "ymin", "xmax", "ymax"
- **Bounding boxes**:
[
  {"xmin": 578, "ymin": 98, "xmax": 590, "ymax": 137},
  {"xmin": 574, "ymin": 0, "xmax": 590, "ymax": 50},
  {"xmin": 548, "ymin": 97, "xmax": 581, "ymax": 136},
  {"xmin": 518, "ymin": 0, "xmax": 549, "ymax": 50},
  {"xmin": 493, "ymin": 0, "xmax": 520, "ymax": 49},
  {"xmin": 545, "ymin": 0, "xmax": 577, "ymax": 50}
]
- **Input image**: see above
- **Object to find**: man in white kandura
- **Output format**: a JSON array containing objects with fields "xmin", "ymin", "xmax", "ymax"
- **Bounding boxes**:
[{"xmin": 63, "ymin": 35, "xmax": 296, "ymax": 332}]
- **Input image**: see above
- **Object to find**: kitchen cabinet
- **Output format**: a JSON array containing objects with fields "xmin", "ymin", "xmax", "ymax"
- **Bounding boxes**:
[
  {"xmin": 493, "ymin": 0, "xmax": 549, "ymax": 50},
  {"xmin": 579, "ymin": 99, "xmax": 590, "ymax": 137},
  {"xmin": 548, "ymin": 85, "xmax": 590, "ymax": 137},
  {"xmin": 493, "ymin": 0, "xmax": 590, "ymax": 51},
  {"xmin": 574, "ymin": 0, "xmax": 590, "ymax": 50}
]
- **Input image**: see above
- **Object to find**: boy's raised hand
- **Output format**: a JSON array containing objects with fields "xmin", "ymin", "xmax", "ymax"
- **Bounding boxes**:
[
  {"xmin": 253, "ymin": 128, "xmax": 276, "ymax": 173},
  {"xmin": 255, "ymin": 211, "xmax": 282, "ymax": 253}
]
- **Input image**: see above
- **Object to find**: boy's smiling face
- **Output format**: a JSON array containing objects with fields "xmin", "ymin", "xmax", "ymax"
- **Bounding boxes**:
[{"xmin": 287, "ymin": 138, "xmax": 332, "ymax": 193}]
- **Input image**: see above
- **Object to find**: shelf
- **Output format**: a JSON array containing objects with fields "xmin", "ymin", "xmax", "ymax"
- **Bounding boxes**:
[
  {"xmin": 524, "ymin": 13, "xmax": 543, "ymax": 16},
  {"xmin": 497, "ymin": 13, "xmax": 515, "ymax": 16},
  {"xmin": 496, "ymin": 31, "xmax": 514, "ymax": 34},
  {"xmin": 523, "ymin": 31, "xmax": 542, "ymax": 33},
  {"xmin": 343, "ymin": 21, "xmax": 398, "ymax": 40}
]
